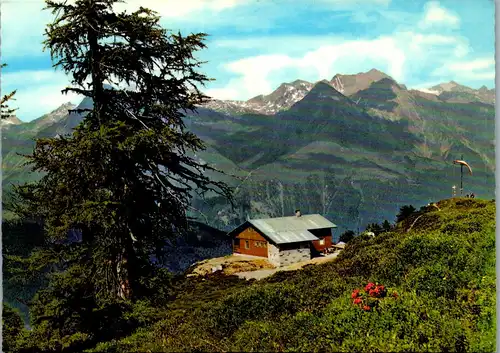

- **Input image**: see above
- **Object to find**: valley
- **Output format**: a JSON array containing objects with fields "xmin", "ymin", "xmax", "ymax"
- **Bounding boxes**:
[{"xmin": 2, "ymin": 69, "xmax": 495, "ymax": 235}]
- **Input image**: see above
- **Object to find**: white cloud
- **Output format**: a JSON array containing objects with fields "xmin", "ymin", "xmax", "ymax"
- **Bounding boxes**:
[
  {"xmin": 376, "ymin": 10, "xmax": 419, "ymax": 24},
  {"xmin": 414, "ymin": 88, "xmax": 440, "ymax": 95},
  {"xmin": 431, "ymin": 57, "xmax": 495, "ymax": 80},
  {"xmin": 204, "ymin": 85, "xmax": 241, "ymax": 100},
  {"xmin": 419, "ymin": 1, "xmax": 460, "ymax": 29},
  {"xmin": 3, "ymin": 65, "xmax": 193, "ymax": 122},
  {"xmin": 206, "ymin": 36, "xmax": 408, "ymax": 100},
  {"xmin": 1, "ymin": 1, "xmax": 53, "ymax": 57},
  {"xmin": 223, "ymin": 54, "xmax": 299, "ymax": 95},
  {"xmin": 206, "ymin": 30, "xmax": 474, "ymax": 101},
  {"xmin": 448, "ymin": 58, "xmax": 495, "ymax": 72},
  {"xmin": 303, "ymin": 37, "xmax": 406, "ymax": 80},
  {"xmin": 2, "ymin": 70, "xmax": 82, "ymax": 122},
  {"xmin": 213, "ymin": 35, "xmax": 343, "ymax": 51},
  {"xmin": 113, "ymin": 0, "xmax": 244, "ymax": 17},
  {"xmin": 319, "ymin": 0, "xmax": 391, "ymax": 8},
  {"xmin": 402, "ymin": 32, "xmax": 469, "ymax": 57},
  {"xmin": 408, "ymin": 80, "xmax": 443, "ymax": 91},
  {"xmin": 1, "ymin": 0, "xmax": 247, "ymax": 58}
]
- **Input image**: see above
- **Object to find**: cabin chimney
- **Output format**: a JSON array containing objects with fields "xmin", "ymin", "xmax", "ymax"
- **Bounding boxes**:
[{"xmin": 295, "ymin": 209, "xmax": 301, "ymax": 217}]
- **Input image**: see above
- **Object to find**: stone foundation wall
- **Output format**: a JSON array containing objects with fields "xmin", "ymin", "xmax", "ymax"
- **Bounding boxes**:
[
  {"xmin": 278, "ymin": 246, "xmax": 311, "ymax": 267},
  {"xmin": 267, "ymin": 243, "xmax": 281, "ymax": 267}
]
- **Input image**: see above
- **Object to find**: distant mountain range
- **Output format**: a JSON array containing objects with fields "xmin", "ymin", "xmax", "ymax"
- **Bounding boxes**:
[
  {"xmin": 2, "ymin": 69, "xmax": 495, "ymax": 234},
  {"xmin": 0, "ymin": 116, "xmax": 23, "ymax": 126},
  {"xmin": 201, "ymin": 68, "xmax": 494, "ymax": 116}
]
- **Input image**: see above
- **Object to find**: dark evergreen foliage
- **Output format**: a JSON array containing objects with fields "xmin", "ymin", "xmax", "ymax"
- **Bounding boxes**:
[
  {"xmin": 396, "ymin": 204, "xmax": 417, "ymax": 223},
  {"xmin": 339, "ymin": 229, "xmax": 355, "ymax": 243},
  {"xmin": 381, "ymin": 219, "xmax": 392, "ymax": 232},
  {"xmin": 8, "ymin": 0, "xmax": 231, "ymax": 351},
  {"xmin": 365, "ymin": 222, "xmax": 383, "ymax": 235},
  {"xmin": 1, "ymin": 63, "xmax": 18, "ymax": 119},
  {"xmin": 2, "ymin": 304, "xmax": 25, "ymax": 352}
]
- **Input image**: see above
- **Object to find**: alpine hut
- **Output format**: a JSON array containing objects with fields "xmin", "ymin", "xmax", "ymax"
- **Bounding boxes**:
[{"xmin": 228, "ymin": 210, "xmax": 337, "ymax": 267}]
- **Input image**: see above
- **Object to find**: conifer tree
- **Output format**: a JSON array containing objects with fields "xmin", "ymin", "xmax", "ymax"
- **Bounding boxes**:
[
  {"xmin": 365, "ymin": 222, "xmax": 383, "ymax": 235},
  {"xmin": 339, "ymin": 229, "xmax": 355, "ymax": 243},
  {"xmin": 396, "ymin": 205, "xmax": 416, "ymax": 223},
  {"xmin": 12, "ymin": 0, "xmax": 231, "ymax": 305},
  {"xmin": 1, "ymin": 63, "xmax": 18, "ymax": 119},
  {"xmin": 2, "ymin": 303, "xmax": 24, "ymax": 352},
  {"xmin": 381, "ymin": 219, "xmax": 392, "ymax": 232}
]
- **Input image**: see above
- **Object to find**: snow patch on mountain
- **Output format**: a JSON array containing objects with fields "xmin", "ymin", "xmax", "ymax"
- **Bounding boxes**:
[
  {"xmin": 415, "ymin": 88, "xmax": 440, "ymax": 95},
  {"xmin": 201, "ymin": 80, "xmax": 314, "ymax": 116},
  {"xmin": 0, "ymin": 115, "xmax": 23, "ymax": 129},
  {"xmin": 199, "ymin": 70, "xmax": 495, "ymax": 116},
  {"xmin": 330, "ymin": 76, "xmax": 345, "ymax": 94}
]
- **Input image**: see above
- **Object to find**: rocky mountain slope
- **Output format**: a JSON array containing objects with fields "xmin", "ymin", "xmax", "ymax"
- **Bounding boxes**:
[
  {"xmin": 2, "ymin": 102, "xmax": 78, "ymax": 187},
  {"xmin": 0, "ymin": 115, "xmax": 22, "ymax": 127},
  {"xmin": 187, "ymin": 77, "xmax": 494, "ymax": 232},
  {"xmin": 202, "ymin": 79, "xmax": 314, "ymax": 115},
  {"xmin": 330, "ymin": 68, "xmax": 394, "ymax": 96},
  {"xmin": 200, "ymin": 68, "xmax": 494, "ymax": 118},
  {"xmin": 2, "ymin": 69, "xmax": 495, "ymax": 234},
  {"xmin": 429, "ymin": 81, "xmax": 495, "ymax": 104}
]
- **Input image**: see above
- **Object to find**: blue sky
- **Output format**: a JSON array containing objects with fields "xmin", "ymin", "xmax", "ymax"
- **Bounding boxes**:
[{"xmin": 1, "ymin": 0, "xmax": 495, "ymax": 122}]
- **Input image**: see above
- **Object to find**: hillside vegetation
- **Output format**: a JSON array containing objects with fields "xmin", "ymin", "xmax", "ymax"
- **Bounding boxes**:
[{"xmin": 60, "ymin": 197, "xmax": 495, "ymax": 352}]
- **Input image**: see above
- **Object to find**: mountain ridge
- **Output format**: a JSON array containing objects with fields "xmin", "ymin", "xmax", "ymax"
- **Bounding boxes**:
[
  {"xmin": 200, "ymin": 69, "xmax": 494, "ymax": 116},
  {"xmin": 2, "ymin": 69, "xmax": 495, "ymax": 234}
]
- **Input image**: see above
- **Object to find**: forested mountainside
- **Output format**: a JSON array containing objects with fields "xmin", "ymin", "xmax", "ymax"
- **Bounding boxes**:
[{"xmin": 2, "ymin": 69, "xmax": 495, "ymax": 234}]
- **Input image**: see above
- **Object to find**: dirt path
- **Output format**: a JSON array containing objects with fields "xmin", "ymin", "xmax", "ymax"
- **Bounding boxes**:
[
  {"xmin": 235, "ymin": 269, "xmax": 278, "ymax": 280},
  {"xmin": 186, "ymin": 254, "xmax": 275, "ymax": 277},
  {"xmin": 187, "ymin": 252, "xmax": 341, "ymax": 281},
  {"xmin": 235, "ymin": 252, "xmax": 340, "ymax": 281}
]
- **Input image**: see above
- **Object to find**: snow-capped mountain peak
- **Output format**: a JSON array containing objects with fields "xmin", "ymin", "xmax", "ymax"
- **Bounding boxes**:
[
  {"xmin": 202, "ymin": 79, "xmax": 314, "ymax": 116},
  {"xmin": 199, "ymin": 69, "xmax": 494, "ymax": 116},
  {"xmin": 0, "ymin": 115, "xmax": 22, "ymax": 127}
]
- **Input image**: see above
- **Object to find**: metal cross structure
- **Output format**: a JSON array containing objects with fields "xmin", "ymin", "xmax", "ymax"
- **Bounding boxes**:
[
  {"xmin": 460, "ymin": 154, "xmax": 464, "ymax": 196},
  {"xmin": 453, "ymin": 155, "xmax": 472, "ymax": 197}
]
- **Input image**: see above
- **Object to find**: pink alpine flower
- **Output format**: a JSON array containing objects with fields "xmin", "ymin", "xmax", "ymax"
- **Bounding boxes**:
[{"xmin": 365, "ymin": 282, "xmax": 376, "ymax": 292}]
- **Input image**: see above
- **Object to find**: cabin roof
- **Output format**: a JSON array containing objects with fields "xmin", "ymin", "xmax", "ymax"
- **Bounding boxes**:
[{"xmin": 228, "ymin": 214, "xmax": 337, "ymax": 245}]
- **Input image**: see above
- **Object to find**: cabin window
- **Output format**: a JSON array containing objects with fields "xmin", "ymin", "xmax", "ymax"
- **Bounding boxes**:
[
  {"xmin": 319, "ymin": 238, "xmax": 325, "ymax": 245},
  {"xmin": 245, "ymin": 240, "xmax": 250, "ymax": 249}
]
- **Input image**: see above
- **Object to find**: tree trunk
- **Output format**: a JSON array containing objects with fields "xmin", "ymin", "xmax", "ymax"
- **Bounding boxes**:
[
  {"xmin": 86, "ymin": 18, "xmax": 104, "ymax": 125},
  {"xmin": 116, "ymin": 242, "xmax": 135, "ymax": 300}
]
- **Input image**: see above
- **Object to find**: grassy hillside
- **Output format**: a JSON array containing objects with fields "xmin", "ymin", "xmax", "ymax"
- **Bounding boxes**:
[{"xmin": 86, "ymin": 197, "xmax": 495, "ymax": 352}]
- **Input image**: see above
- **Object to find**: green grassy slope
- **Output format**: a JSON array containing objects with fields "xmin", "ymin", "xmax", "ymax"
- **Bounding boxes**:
[{"xmin": 89, "ymin": 197, "xmax": 496, "ymax": 352}]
